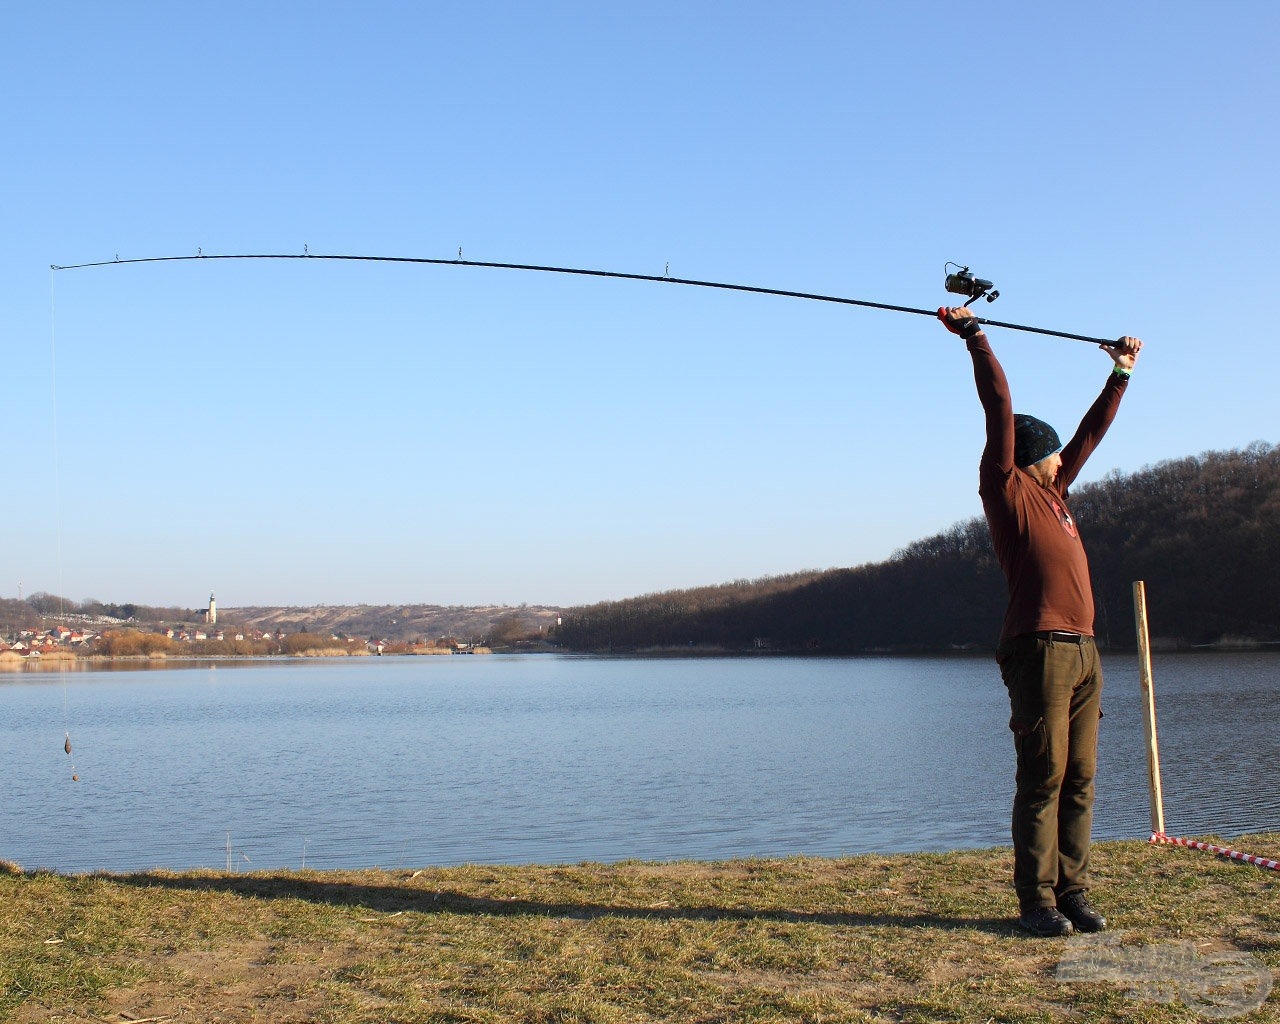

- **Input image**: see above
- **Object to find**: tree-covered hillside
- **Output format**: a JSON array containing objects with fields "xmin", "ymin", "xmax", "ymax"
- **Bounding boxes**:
[{"xmin": 555, "ymin": 443, "xmax": 1280, "ymax": 653}]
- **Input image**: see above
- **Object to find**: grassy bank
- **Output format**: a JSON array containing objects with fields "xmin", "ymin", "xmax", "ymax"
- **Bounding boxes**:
[{"xmin": 2, "ymin": 836, "xmax": 1276, "ymax": 1023}]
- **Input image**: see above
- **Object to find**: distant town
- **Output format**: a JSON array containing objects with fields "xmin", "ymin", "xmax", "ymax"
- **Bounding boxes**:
[
  {"xmin": 1, "ymin": 594, "xmax": 501, "ymax": 660},
  {"xmin": 2, "ymin": 622, "xmax": 489, "ymax": 660}
]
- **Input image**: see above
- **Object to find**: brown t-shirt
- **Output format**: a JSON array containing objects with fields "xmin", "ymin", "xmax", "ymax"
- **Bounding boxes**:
[{"xmin": 968, "ymin": 333, "xmax": 1128, "ymax": 641}]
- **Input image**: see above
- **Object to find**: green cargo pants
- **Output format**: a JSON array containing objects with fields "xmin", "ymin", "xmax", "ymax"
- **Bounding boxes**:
[{"xmin": 996, "ymin": 632, "xmax": 1103, "ymax": 912}]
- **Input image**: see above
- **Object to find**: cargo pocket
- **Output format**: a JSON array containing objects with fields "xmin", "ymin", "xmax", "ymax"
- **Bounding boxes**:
[{"xmin": 1010, "ymin": 716, "xmax": 1048, "ymax": 766}]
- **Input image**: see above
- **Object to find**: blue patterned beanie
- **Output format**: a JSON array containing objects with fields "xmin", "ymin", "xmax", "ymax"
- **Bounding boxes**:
[{"xmin": 1013, "ymin": 414, "xmax": 1061, "ymax": 468}]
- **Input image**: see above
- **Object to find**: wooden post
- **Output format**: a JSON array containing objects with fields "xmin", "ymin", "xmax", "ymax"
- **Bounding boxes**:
[{"xmin": 1132, "ymin": 581, "xmax": 1166, "ymax": 836}]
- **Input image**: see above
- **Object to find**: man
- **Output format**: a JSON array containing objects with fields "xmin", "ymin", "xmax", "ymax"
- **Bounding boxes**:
[{"xmin": 939, "ymin": 305, "xmax": 1143, "ymax": 937}]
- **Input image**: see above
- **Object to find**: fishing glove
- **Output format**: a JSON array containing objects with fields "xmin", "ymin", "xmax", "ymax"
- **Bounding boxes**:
[{"xmin": 937, "ymin": 307, "xmax": 982, "ymax": 339}]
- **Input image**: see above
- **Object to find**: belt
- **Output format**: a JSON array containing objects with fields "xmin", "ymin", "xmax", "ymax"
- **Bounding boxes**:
[{"xmin": 1031, "ymin": 630, "xmax": 1091, "ymax": 644}]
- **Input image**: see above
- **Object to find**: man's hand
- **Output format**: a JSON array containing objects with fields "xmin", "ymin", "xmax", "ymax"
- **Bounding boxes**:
[
  {"xmin": 938, "ymin": 306, "xmax": 982, "ymax": 339},
  {"xmin": 1105, "ymin": 336, "xmax": 1143, "ymax": 371}
]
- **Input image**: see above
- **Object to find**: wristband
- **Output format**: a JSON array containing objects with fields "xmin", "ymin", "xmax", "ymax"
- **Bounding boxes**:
[{"xmin": 1111, "ymin": 365, "xmax": 1132, "ymax": 379}]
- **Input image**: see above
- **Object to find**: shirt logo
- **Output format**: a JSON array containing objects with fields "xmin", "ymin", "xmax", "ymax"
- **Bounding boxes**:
[{"xmin": 1052, "ymin": 499, "xmax": 1078, "ymax": 538}]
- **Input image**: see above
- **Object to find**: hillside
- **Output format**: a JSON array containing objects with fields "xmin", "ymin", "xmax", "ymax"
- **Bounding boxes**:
[
  {"xmin": 226, "ymin": 603, "xmax": 561, "ymax": 645},
  {"xmin": 555, "ymin": 442, "xmax": 1280, "ymax": 653},
  {"xmin": 1, "ymin": 599, "xmax": 562, "ymax": 649}
]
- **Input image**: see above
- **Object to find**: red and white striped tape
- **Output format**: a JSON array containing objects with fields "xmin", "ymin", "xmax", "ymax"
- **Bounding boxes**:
[{"xmin": 1151, "ymin": 832, "xmax": 1280, "ymax": 872}]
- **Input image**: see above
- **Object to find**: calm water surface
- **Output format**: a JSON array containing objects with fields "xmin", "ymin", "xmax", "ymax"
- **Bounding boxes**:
[{"xmin": 2, "ymin": 653, "xmax": 1276, "ymax": 873}]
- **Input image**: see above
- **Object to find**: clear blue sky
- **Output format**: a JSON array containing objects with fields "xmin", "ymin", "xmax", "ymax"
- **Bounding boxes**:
[{"xmin": 5, "ymin": 2, "xmax": 1277, "ymax": 610}]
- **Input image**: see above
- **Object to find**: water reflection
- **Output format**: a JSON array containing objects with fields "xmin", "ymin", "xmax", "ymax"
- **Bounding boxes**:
[{"xmin": 1, "ymin": 656, "xmax": 303, "ymax": 673}]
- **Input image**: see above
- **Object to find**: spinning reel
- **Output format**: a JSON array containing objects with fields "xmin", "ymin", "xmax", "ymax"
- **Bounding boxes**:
[{"xmin": 944, "ymin": 263, "xmax": 999, "ymax": 304}]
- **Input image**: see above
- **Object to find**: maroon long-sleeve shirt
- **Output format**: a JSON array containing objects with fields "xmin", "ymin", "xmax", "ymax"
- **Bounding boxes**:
[{"xmin": 968, "ymin": 333, "xmax": 1129, "ymax": 642}]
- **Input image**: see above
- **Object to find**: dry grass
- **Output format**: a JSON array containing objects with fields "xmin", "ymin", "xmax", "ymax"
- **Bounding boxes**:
[{"xmin": 1, "ymin": 836, "xmax": 1276, "ymax": 1023}]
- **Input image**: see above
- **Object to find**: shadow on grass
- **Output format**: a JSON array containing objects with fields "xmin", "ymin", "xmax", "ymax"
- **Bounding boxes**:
[{"xmin": 106, "ymin": 871, "xmax": 1013, "ymax": 935}]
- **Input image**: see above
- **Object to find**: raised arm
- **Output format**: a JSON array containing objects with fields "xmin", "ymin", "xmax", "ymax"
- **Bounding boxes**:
[
  {"xmin": 940, "ymin": 306, "xmax": 1014, "ymax": 474},
  {"xmin": 1058, "ymin": 335, "xmax": 1143, "ymax": 488}
]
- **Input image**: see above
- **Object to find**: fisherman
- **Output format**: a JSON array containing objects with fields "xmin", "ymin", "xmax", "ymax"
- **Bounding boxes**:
[{"xmin": 939, "ymin": 305, "xmax": 1143, "ymax": 937}]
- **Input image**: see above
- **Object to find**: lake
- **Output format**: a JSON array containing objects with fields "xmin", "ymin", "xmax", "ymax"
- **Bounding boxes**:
[{"xmin": 2, "ymin": 652, "xmax": 1276, "ymax": 874}]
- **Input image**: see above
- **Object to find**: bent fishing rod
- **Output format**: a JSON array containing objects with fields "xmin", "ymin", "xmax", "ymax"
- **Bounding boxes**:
[{"xmin": 49, "ymin": 252, "xmax": 1120, "ymax": 347}]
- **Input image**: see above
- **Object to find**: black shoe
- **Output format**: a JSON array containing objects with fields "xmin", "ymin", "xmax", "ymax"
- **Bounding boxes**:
[
  {"xmin": 1058, "ymin": 891, "xmax": 1107, "ymax": 933},
  {"xmin": 1018, "ymin": 906, "xmax": 1075, "ymax": 937}
]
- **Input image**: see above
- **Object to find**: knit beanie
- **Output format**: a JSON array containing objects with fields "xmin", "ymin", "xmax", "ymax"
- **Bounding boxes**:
[{"xmin": 1013, "ymin": 414, "xmax": 1061, "ymax": 468}]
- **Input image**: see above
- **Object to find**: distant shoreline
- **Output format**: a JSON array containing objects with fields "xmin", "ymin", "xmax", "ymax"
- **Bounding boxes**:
[
  {"xmin": 0, "ymin": 647, "xmax": 496, "ymax": 670},
  {"xmin": 4, "ymin": 643, "xmax": 1279, "ymax": 674}
]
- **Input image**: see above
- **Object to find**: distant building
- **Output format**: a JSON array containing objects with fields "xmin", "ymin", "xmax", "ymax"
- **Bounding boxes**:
[{"xmin": 205, "ymin": 593, "xmax": 217, "ymax": 625}]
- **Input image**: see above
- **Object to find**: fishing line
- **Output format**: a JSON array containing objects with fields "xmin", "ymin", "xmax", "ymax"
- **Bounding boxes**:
[
  {"xmin": 41, "ymin": 246, "xmax": 1117, "ymax": 780},
  {"xmin": 50, "ymin": 251, "xmax": 1120, "ymax": 346},
  {"xmin": 49, "ymin": 269, "xmax": 78, "ymax": 781}
]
